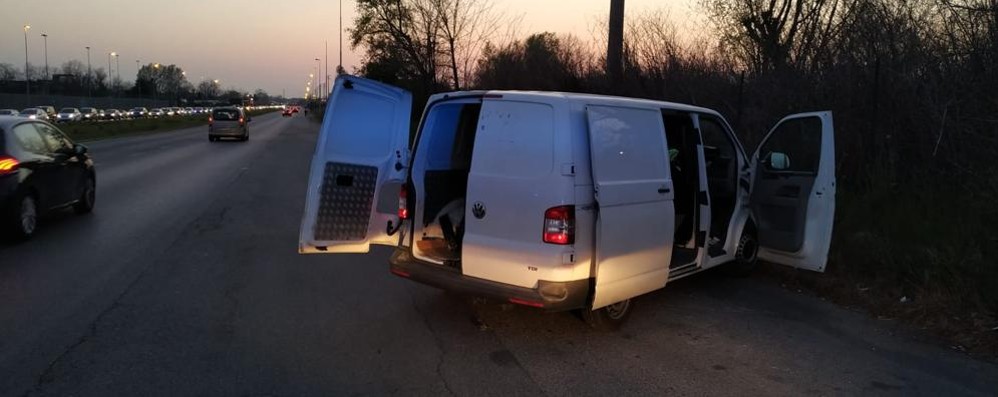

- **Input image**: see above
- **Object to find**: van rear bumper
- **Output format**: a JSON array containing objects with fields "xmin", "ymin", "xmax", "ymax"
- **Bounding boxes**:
[{"xmin": 388, "ymin": 248, "xmax": 590, "ymax": 312}]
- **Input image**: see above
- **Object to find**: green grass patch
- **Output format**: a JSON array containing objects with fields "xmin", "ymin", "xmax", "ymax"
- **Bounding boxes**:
[{"xmin": 60, "ymin": 109, "xmax": 278, "ymax": 142}]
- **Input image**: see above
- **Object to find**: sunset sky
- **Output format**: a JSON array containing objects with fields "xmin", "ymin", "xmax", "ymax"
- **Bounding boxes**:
[{"xmin": 1, "ymin": 0, "xmax": 697, "ymax": 96}]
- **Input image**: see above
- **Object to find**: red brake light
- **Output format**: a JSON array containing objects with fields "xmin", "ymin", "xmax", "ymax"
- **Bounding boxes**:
[
  {"xmin": 398, "ymin": 185, "xmax": 409, "ymax": 219},
  {"xmin": 208, "ymin": 116, "xmax": 213, "ymax": 125},
  {"xmin": 509, "ymin": 297, "xmax": 544, "ymax": 308},
  {"xmin": 0, "ymin": 156, "xmax": 19, "ymax": 176},
  {"xmin": 543, "ymin": 205, "xmax": 575, "ymax": 245},
  {"xmin": 238, "ymin": 117, "xmax": 244, "ymax": 125}
]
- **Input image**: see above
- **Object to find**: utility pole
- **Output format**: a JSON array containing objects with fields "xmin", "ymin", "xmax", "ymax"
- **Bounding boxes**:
[
  {"xmin": 86, "ymin": 46, "xmax": 92, "ymax": 98},
  {"xmin": 41, "ymin": 33, "xmax": 48, "ymax": 80},
  {"xmin": 107, "ymin": 52, "xmax": 112, "ymax": 96},
  {"xmin": 607, "ymin": 0, "xmax": 625, "ymax": 83},
  {"xmin": 23, "ymin": 24, "xmax": 30, "ymax": 99}
]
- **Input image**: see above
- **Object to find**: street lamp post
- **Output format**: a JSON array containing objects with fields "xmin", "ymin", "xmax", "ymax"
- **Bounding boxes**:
[
  {"xmin": 315, "ymin": 58, "xmax": 321, "ymax": 101},
  {"xmin": 114, "ymin": 53, "xmax": 120, "ymax": 83},
  {"xmin": 152, "ymin": 63, "xmax": 160, "ymax": 101},
  {"xmin": 85, "ymin": 46, "xmax": 92, "ymax": 98},
  {"xmin": 107, "ymin": 52, "xmax": 113, "ymax": 95},
  {"xmin": 23, "ymin": 25, "xmax": 30, "ymax": 98},
  {"xmin": 135, "ymin": 60, "xmax": 140, "ymax": 98},
  {"xmin": 41, "ymin": 33, "xmax": 48, "ymax": 80}
]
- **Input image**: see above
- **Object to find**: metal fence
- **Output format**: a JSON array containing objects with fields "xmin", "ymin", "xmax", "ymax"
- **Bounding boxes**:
[{"xmin": 0, "ymin": 93, "xmax": 168, "ymax": 110}]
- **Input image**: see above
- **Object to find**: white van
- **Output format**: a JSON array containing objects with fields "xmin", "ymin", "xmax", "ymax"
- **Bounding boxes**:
[{"xmin": 300, "ymin": 75, "xmax": 836, "ymax": 329}]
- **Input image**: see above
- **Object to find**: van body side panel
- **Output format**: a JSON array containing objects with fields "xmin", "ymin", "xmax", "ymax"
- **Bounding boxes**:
[{"xmin": 462, "ymin": 97, "xmax": 577, "ymax": 288}]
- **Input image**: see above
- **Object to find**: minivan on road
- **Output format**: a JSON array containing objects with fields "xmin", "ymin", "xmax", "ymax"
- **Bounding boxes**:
[
  {"xmin": 208, "ymin": 107, "xmax": 249, "ymax": 142},
  {"xmin": 299, "ymin": 75, "xmax": 836, "ymax": 329}
]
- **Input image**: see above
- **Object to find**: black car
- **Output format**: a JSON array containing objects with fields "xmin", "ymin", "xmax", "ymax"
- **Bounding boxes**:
[{"xmin": 0, "ymin": 116, "xmax": 96, "ymax": 239}]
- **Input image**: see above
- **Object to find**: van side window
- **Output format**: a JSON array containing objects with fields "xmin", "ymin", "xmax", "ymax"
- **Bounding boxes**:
[
  {"xmin": 424, "ymin": 103, "xmax": 481, "ymax": 170},
  {"xmin": 699, "ymin": 117, "xmax": 736, "ymax": 169},
  {"xmin": 759, "ymin": 117, "xmax": 821, "ymax": 173}
]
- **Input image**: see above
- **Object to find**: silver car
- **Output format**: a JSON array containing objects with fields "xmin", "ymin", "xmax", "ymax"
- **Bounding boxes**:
[
  {"xmin": 56, "ymin": 108, "xmax": 82, "ymax": 123},
  {"xmin": 79, "ymin": 107, "xmax": 100, "ymax": 121},
  {"xmin": 208, "ymin": 107, "xmax": 249, "ymax": 142},
  {"xmin": 0, "ymin": 109, "xmax": 19, "ymax": 116},
  {"xmin": 19, "ymin": 108, "xmax": 49, "ymax": 121}
]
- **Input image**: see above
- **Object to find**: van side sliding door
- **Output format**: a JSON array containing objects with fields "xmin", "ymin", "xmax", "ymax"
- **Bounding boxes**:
[{"xmin": 586, "ymin": 105, "xmax": 674, "ymax": 309}]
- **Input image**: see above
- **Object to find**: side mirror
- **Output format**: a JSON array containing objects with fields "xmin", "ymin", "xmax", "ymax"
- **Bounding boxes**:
[
  {"xmin": 768, "ymin": 152, "xmax": 790, "ymax": 171},
  {"xmin": 74, "ymin": 144, "xmax": 88, "ymax": 155}
]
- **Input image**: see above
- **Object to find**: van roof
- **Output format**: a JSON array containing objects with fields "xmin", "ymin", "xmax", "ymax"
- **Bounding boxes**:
[{"xmin": 432, "ymin": 90, "xmax": 720, "ymax": 116}]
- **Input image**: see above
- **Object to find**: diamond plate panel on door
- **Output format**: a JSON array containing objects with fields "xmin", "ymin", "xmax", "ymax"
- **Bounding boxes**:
[{"xmin": 314, "ymin": 162, "xmax": 379, "ymax": 241}]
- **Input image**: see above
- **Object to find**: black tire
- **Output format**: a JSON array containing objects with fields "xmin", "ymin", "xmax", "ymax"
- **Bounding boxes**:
[
  {"xmin": 241, "ymin": 133, "xmax": 249, "ymax": 142},
  {"xmin": 724, "ymin": 229, "xmax": 759, "ymax": 277},
  {"xmin": 6, "ymin": 193, "xmax": 38, "ymax": 240},
  {"xmin": 74, "ymin": 176, "xmax": 96, "ymax": 214},
  {"xmin": 209, "ymin": 136, "xmax": 216, "ymax": 142},
  {"xmin": 579, "ymin": 299, "xmax": 633, "ymax": 331}
]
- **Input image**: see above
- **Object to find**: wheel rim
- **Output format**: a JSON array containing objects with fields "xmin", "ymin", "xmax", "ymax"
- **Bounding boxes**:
[
  {"xmin": 739, "ymin": 235, "xmax": 758, "ymax": 262},
  {"xmin": 605, "ymin": 300, "xmax": 630, "ymax": 320},
  {"xmin": 20, "ymin": 197, "xmax": 37, "ymax": 235}
]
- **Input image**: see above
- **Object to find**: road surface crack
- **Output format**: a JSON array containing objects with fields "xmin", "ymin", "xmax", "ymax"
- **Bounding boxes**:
[
  {"xmin": 21, "ymin": 162, "xmax": 256, "ymax": 397},
  {"xmin": 21, "ymin": 253, "xmax": 159, "ymax": 397},
  {"xmin": 400, "ymin": 284, "xmax": 456, "ymax": 396}
]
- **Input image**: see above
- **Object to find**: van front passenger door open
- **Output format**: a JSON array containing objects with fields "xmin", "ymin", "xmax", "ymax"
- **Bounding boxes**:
[
  {"xmin": 750, "ymin": 111, "xmax": 836, "ymax": 271},
  {"xmin": 299, "ymin": 76, "xmax": 412, "ymax": 254}
]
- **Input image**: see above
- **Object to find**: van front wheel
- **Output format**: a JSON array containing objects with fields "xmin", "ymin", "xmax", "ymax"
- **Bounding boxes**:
[
  {"xmin": 580, "ymin": 299, "xmax": 633, "ymax": 331},
  {"xmin": 724, "ymin": 230, "xmax": 759, "ymax": 277}
]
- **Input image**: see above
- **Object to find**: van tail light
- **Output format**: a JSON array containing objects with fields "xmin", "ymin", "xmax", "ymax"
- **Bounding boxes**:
[
  {"xmin": 208, "ymin": 116, "xmax": 213, "ymax": 125},
  {"xmin": 238, "ymin": 117, "xmax": 245, "ymax": 125},
  {"xmin": 0, "ymin": 156, "xmax": 20, "ymax": 176},
  {"xmin": 398, "ymin": 185, "xmax": 409, "ymax": 219},
  {"xmin": 543, "ymin": 205, "xmax": 575, "ymax": 245}
]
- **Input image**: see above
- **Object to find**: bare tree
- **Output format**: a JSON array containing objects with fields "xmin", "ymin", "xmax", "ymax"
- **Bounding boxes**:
[
  {"xmin": 61, "ymin": 60, "xmax": 87, "ymax": 77},
  {"xmin": 0, "ymin": 63, "xmax": 16, "ymax": 81},
  {"xmin": 432, "ymin": 0, "xmax": 503, "ymax": 89}
]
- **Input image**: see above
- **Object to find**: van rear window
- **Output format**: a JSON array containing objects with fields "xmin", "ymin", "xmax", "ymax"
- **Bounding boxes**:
[
  {"xmin": 212, "ymin": 109, "xmax": 240, "ymax": 121},
  {"xmin": 472, "ymin": 101, "xmax": 554, "ymax": 177}
]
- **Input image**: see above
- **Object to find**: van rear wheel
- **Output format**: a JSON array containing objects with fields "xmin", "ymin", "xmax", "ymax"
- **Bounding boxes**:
[{"xmin": 579, "ymin": 299, "xmax": 633, "ymax": 331}]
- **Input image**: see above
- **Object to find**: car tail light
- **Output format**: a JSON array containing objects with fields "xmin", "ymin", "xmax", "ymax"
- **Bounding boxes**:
[
  {"xmin": 398, "ymin": 185, "xmax": 409, "ymax": 219},
  {"xmin": 543, "ymin": 205, "xmax": 575, "ymax": 245},
  {"xmin": 208, "ymin": 116, "xmax": 213, "ymax": 125},
  {"xmin": 239, "ymin": 117, "xmax": 245, "ymax": 125},
  {"xmin": 0, "ymin": 156, "xmax": 20, "ymax": 176}
]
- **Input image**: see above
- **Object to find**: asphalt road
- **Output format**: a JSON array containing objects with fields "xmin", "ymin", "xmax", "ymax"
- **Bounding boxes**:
[{"xmin": 1, "ymin": 113, "xmax": 996, "ymax": 396}]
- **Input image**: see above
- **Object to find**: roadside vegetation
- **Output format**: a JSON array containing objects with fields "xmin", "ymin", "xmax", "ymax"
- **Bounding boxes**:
[
  {"xmin": 347, "ymin": 0, "xmax": 998, "ymax": 356},
  {"xmin": 62, "ymin": 108, "xmax": 279, "ymax": 142}
]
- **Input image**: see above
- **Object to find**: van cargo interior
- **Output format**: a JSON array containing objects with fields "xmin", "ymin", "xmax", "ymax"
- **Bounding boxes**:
[{"xmin": 416, "ymin": 103, "xmax": 482, "ymax": 265}]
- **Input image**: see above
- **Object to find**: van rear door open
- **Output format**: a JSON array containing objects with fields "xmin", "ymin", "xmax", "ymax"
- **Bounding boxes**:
[
  {"xmin": 299, "ymin": 76, "xmax": 412, "ymax": 253},
  {"xmin": 586, "ymin": 105, "xmax": 675, "ymax": 309},
  {"xmin": 750, "ymin": 111, "xmax": 836, "ymax": 271}
]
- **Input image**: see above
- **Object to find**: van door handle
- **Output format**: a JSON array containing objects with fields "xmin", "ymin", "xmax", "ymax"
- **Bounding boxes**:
[{"xmin": 658, "ymin": 187, "xmax": 671, "ymax": 194}]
